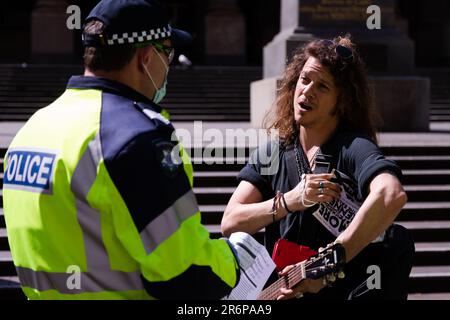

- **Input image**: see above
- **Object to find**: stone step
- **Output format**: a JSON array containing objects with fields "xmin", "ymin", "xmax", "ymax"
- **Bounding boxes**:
[
  {"xmin": 414, "ymin": 242, "xmax": 450, "ymax": 266},
  {"xmin": 388, "ymin": 156, "xmax": 450, "ymax": 170},
  {"xmin": 0, "ymin": 208, "xmax": 3, "ymax": 228},
  {"xmin": 199, "ymin": 205, "xmax": 226, "ymax": 224},
  {"xmin": 408, "ymin": 292, "xmax": 450, "ymax": 300},
  {"xmin": 0, "ymin": 228, "xmax": 9, "ymax": 251},
  {"xmin": 397, "ymin": 202, "xmax": 450, "ymax": 221},
  {"xmin": 432, "ymin": 110, "xmax": 450, "ymax": 115},
  {"xmin": 382, "ymin": 147, "xmax": 450, "ymax": 156},
  {"xmin": 431, "ymin": 115, "xmax": 450, "ymax": 121},
  {"xmin": 409, "ymin": 266, "xmax": 450, "ymax": 293},
  {"xmin": 398, "ymin": 221, "xmax": 450, "ymax": 242},
  {"xmin": 0, "ymin": 251, "xmax": 15, "ymax": 276},
  {"xmin": 404, "ymin": 185, "xmax": 450, "ymax": 202},
  {"xmin": 402, "ymin": 170, "xmax": 450, "ymax": 185},
  {"xmin": 194, "ymin": 187, "xmax": 235, "ymax": 205},
  {"xmin": 194, "ymin": 171, "xmax": 239, "ymax": 188},
  {"xmin": 430, "ymin": 99, "xmax": 450, "ymax": 104},
  {"xmin": 0, "ymin": 276, "xmax": 24, "ymax": 300},
  {"xmin": 430, "ymin": 104, "xmax": 450, "ymax": 109},
  {"xmin": 192, "ymin": 159, "xmax": 246, "ymax": 172}
]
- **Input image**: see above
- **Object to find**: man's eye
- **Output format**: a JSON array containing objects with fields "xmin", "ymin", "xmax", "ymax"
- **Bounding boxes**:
[{"xmin": 319, "ymin": 83, "xmax": 329, "ymax": 91}]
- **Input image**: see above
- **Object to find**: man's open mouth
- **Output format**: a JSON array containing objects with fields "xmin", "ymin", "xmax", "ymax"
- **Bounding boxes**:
[{"xmin": 299, "ymin": 102, "xmax": 313, "ymax": 111}]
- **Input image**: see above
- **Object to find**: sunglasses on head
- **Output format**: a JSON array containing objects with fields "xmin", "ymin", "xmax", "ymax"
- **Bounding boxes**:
[{"xmin": 319, "ymin": 39, "xmax": 353, "ymax": 62}]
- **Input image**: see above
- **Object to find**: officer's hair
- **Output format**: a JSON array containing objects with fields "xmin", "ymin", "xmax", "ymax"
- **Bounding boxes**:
[{"xmin": 83, "ymin": 20, "xmax": 138, "ymax": 71}]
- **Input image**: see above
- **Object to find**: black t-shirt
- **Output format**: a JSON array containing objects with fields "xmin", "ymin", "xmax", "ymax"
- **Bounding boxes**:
[{"xmin": 238, "ymin": 126, "xmax": 402, "ymax": 256}]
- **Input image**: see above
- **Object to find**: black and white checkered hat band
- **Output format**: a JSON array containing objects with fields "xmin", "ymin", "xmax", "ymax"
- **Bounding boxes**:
[{"xmin": 106, "ymin": 25, "xmax": 172, "ymax": 45}]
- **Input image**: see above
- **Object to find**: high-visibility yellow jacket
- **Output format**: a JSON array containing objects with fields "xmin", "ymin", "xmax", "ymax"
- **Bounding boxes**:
[{"xmin": 3, "ymin": 76, "xmax": 239, "ymax": 300}]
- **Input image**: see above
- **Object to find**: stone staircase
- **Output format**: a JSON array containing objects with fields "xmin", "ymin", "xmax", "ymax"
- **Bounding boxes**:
[
  {"xmin": 418, "ymin": 68, "xmax": 450, "ymax": 123},
  {"xmin": 0, "ymin": 64, "xmax": 261, "ymax": 122},
  {"xmin": 0, "ymin": 65, "xmax": 450, "ymax": 299}
]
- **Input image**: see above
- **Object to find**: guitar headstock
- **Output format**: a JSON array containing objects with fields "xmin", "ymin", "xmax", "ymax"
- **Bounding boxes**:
[{"xmin": 304, "ymin": 243, "xmax": 346, "ymax": 280}]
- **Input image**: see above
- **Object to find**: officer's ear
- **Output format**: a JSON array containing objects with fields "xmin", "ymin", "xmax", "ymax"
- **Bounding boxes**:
[{"xmin": 137, "ymin": 45, "xmax": 154, "ymax": 72}]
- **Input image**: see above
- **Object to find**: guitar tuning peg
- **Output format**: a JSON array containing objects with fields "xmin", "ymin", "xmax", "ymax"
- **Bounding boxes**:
[
  {"xmin": 338, "ymin": 271, "xmax": 345, "ymax": 279},
  {"xmin": 328, "ymin": 274, "xmax": 336, "ymax": 283}
]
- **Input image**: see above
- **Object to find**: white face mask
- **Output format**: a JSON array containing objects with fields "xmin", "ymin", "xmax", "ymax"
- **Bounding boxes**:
[{"xmin": 142, "ymin": 48, "xmax": 169, "ymax": 104}]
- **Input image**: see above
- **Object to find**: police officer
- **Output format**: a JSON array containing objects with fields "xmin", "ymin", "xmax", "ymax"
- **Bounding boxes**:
[{"xmin": 3, "ymin": 0, "xmax": 239, "ymax": 299}]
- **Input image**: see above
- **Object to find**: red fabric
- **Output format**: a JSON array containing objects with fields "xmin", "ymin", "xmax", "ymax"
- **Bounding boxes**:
[{"xmin": 272, "ymin": 239, "xmax": 318, "ymax": 271}]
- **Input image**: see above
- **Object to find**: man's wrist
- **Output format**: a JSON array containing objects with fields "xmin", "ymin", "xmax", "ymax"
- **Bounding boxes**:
[{"xmin": 284, "ymin": 189, "xmax": 302, "ymax": 211}]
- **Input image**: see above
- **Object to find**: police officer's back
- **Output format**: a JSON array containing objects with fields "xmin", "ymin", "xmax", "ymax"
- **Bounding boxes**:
[{"xmin": 3, "ymin": 0, "xmax": 239, "ymax": 300}]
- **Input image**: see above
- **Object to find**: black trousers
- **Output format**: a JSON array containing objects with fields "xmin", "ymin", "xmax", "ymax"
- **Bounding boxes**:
[{"xmin": 302, "ymin": 224, "xmax": 415, "ymax": 300}]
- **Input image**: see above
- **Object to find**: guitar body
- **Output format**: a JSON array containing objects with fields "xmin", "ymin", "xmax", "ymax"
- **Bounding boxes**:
[{"xmin": 272, "ymin": 239, "xmax": 318, "ymax": 272}]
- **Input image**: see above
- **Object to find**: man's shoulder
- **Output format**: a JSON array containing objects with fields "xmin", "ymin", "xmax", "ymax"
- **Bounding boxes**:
[
  {"xmin": 100, "ymin": 95, "xmax": 175, "ymax": 161},
  {"xmin": 329, "ymin": 128, "xmax": 377, "ymax": 151},
  {"xmin": 250, "ymin": 138, "xmax": 287, "ymax": 161}
]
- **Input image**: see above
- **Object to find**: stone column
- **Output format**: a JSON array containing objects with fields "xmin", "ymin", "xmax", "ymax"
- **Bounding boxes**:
[
  {"xmin": 31, "ymin": 0, "xmax": 74, "ymax": 63},
  {"xmin": 204, "ymin": 0, "xmax": 246, "ymax": 65},
  {"xmin": 251, "ymin": 0, "xmax": 430, "ymax": 131},
  {"xmin": 264, "ymin": 0, "xmax": 415, "ymax": 78}
]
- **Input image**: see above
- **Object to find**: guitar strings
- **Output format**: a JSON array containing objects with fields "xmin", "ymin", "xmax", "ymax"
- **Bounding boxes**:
[
  {"xmin": 267, "ymin": 262, "xmax": 334, "ymax": 295},
  {"xmin": 261, "ymin": 252, "xmax": 338, "ymax": 299}
]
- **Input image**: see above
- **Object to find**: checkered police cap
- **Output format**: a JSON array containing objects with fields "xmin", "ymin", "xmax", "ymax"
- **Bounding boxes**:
[{"xmin": 82, "ymin": 0, "xmax": 192, "ymax": 47}]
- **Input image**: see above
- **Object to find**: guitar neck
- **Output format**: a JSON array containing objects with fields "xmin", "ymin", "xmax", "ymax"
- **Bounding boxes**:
[{"xmin": 257, "ymin": 262, "xmax": 306, "ymax": 300}]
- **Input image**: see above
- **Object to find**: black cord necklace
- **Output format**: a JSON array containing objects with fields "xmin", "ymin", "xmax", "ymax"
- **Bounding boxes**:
[{"xmin": 294, "ymin": 138, "xmax": 320, "ymax": 177}]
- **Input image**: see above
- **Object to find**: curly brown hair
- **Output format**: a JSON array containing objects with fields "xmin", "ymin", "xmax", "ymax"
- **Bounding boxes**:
[{"xmin": 266, "ymin": 35, "xmax": 380, "ymax": 145}]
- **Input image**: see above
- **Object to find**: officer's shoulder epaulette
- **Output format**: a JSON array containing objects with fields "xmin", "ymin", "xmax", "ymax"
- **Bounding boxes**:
[{"xmin": 133, "ymin": 101, "xmax": 171, "ymax": 128}]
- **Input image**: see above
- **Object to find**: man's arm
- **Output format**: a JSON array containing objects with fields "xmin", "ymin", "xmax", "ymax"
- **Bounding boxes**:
[
  {"xmin": 222, "ymin": 181, "xmax": 277, "ymax": 237},
  {"xmin": 222, "ymin": 174, "xmax": 341, "ymax": 237},
  {"xmin": 335, "ymin": 171, "xmax": 407, "ymax": 261}
]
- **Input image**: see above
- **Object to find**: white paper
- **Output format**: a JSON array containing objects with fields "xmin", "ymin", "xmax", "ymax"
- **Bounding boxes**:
[{"xmin": 222, "ymin": 232, "xmax": 276, "ymax": 300}]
